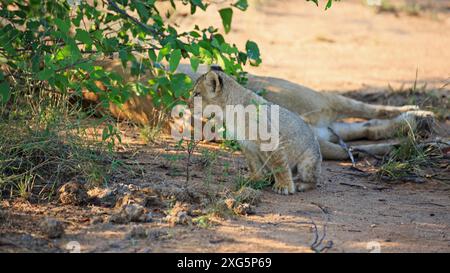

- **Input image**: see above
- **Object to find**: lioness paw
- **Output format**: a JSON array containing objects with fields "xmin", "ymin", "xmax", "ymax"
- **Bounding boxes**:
[{"xmin": 400, "ymin": 110, "xmax": 435, "ymax": 135}]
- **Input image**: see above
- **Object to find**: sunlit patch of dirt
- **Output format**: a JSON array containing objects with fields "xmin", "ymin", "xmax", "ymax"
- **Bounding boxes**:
[{"xmin": 2, "ymin": 0, "xmax": 450, "ymax": 253}]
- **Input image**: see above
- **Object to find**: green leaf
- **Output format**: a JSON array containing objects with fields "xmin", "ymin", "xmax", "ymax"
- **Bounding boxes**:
[
  {"xmin": 148, "ymin": 49, "xmax": 157, "ymax": 62},
  {"xmin": 119, "ymin": 49, "xmax": 130, "ymax": 67},
  {"xmin": 54, "ymin": 18, "xmax": 70, "ymax": 33},
  {"xmin": 187, "ymin": 43, "xmax": 200, "ymax": 55},
  {"xmin": 102, "ymin": 126, "xmax": 110, "ymax": 141},
  {"xmin": 102, "ymin": 37, "xmax": 119, "ymax": 53},
  {"xmin": 55, "ymin": 45, "xmax": 72, "ymax": 61},
  {"xmin": 157, "ymin": 43, "xmax": 172, "ymax": 62},
  {"xmin": 211, "ymin": 38, "xmax": 221, "ymax": 49},
  {"xmin": 199, "ymin": 47, "xmax": 213, "ymax": 64},
  {"xmin": 37, "ymin": 69, "xmax": 53, "ymax": 81},
  {"xmin": 309, "ymin": 0, "xmax": 319, "ymax": 6},
  {"xmin": 233, "ymin": 0, "xmax": 248, "ymax": 11},
  {"xmin": 0, "ymin": 81, "xmax": 10, "ymax": 104},
  {"xmin": 190, "ymin": 56, "xmax": 200, "ymax": 72},
  {"xmin": 134, "ymin": 1, "xmax": 150, "ymax": 23},
  {"xmin": 189, "ymin": 31, "xmax": 201, "ymax": 38},
  {"xmin": 75, "ymin": 62, "xmax": 95, "ymax": 72},
  {"xmin": 219, "ymin": 8, "xmax": 233, "ymax": 34},
  {"xmin": 170, "ymin": 73, "xmax": 192, "ymax": 98},
  {"xmin": 169, "ymin": 49, "xmax": 182, "ymax": 72},
  {"xmin": 325, "ymin": 0, "xmax": 333, "ymax": 10},
  {"xmin": 75, "ymin": 29, "xmax": 93, "ymax": 46},
  {"xmin": 245, "ymin": 40, "xmax": 261, "ymax": 66},
  {"xmin": 191, "ymin": 0, "xmax": 207, "ymax": 11}
]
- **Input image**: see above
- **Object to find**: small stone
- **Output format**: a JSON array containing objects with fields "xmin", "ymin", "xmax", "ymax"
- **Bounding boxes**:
[
  {"xmin": 58, "ymin": 182, "xmax": 88, "ymax": 206},
  {"xmin": 0, "ymin": 210, "xmax": 6, "ymax": 221},
  {"xmin": 114, "ymin": 194, "xmax": 132, "ymax": 210},
  {"xmin": 166, "ymin": 211, "xmax": 192, "ymax": 226},
  {"xmin": 114, "ymin": 187, "xmax": 164, "ymax": 210},
  {"xmin": 124, "ymin": 203, "xmax": 145, "ymax": 222},
  {"xmin": 233, "ymin": 203, "xmax": 255, "ymax": 216},
  {"xmin": 110, "ymin": 203, "xmax": 147, "ymax": 224},
  {"xmin": 144, "ymin": 212, "xmax": 153, "ymax": 223},
  {"xmin": 143, "ymin": 195, "xmax": 164, "ymax": 207},
  {"xmin": 147, "ymin": 230, "xmax": 167, "ymax": 240},
  {"xmin": 88, "ymin": 187, "xmax": 116, "ymax": 207},
  {"xmin": 191, "ymin": 209, "xmax": 203, "ymax": 217},
  {"xmin": 165, "ymin": 202, "xmax": 192, "ymax": 226},
  {"xmin": 137, "ymin": 247, "xmax": 152, "ymax": 253},
  {"xmin": 224, "ymin": 198, "xmax": 236, "ymax": 210},
  {"xmin": 109, "ymin": 212, "xmax": 129, "ymax": 224},
  {"xmin": 171, "ymin": 202, "xmax": 191, "ymax": 216},
  {"xmin": 40, "ymin": 218, "xmax": 64, "ymax": 239},
  {"xmin": 127, "ymin": 225, "xmax": 148, "ymax": 239},
  {"xmin": 90, "ymin": 216, "xmax": 103, "ymax": 225}
]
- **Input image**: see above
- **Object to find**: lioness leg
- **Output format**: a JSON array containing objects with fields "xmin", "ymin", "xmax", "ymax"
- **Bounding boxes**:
[
  {"xmin": 327, "ymin": 110, "xmax": 434, "ymax": 141},
  {"xmin": 318, "ymin": 139, "xmax": 396, "ymax": 160},
  {"xmin": 331, "ymin": 94, "xmax": 420, "ymax": 120}
]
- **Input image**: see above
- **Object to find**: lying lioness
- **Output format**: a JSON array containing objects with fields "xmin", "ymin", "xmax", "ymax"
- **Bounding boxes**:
[{"xmin": 86, "ymin": 59, "xmax": 434, "ymax": 160}]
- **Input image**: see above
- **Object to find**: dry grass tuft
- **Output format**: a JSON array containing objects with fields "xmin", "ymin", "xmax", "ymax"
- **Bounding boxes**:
[{"xmin": 0, "ymin": 85, "xmax": 121, "ymax": 201}]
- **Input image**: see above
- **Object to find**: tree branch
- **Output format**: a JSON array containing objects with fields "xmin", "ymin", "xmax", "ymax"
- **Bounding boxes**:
[{"xmin": 105, "ymin": 0, "xmax": 163, "ymax": 38}]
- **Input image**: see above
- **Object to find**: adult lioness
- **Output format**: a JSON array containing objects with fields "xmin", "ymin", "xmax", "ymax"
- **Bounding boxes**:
[
  {"xmin": 192, "ymin": 70, "xmax": 322, "ymax": 194},
  {"xmin": 87, "ymin": 59, "xmax": 434, "ymax": 160},
  {"xmin": 178, "ymin": 64, "xmax": 434, "ymax": 160}
]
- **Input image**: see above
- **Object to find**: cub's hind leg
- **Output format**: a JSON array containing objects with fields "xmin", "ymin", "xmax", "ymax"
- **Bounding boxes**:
[{"xmin": 293, "ymin": 151, "xmax": 321, "ymax": 192}]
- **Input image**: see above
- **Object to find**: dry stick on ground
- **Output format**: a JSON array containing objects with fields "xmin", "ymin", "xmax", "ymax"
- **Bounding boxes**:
[
  {"xmin": 327, "ymin": 127, "xmax": 356, "ymax": 167},
  {"xmin": 309, "ymin": 202, "xmax": 333, "ymax": 253},
  {"xmin": 352, "ymin": 147, "xmax": 383, "ymax": 161},
  {"xmin": 327, "ymin": 127, "xmax": 380, "ymax": 172}
]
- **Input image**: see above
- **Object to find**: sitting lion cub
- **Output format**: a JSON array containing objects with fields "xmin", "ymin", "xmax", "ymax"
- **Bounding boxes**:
[{"xmin": 192, "ymin": 69, "xmax": 322, "ymax": 195}]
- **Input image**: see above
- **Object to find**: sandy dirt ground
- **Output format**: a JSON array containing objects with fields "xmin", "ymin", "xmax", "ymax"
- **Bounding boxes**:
[
  {"xmin": 1, "ymin": 0, "xmax": 449, "ymax": 253},
  {"xmin": 172, "ymin": 0, "xmax": 450, "ymax": 91}
]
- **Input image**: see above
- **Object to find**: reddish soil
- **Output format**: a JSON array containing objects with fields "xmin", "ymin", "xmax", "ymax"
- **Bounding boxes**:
[{"xmin": 1, "ymin": 0, "xmax": 449, "ymax": 253}]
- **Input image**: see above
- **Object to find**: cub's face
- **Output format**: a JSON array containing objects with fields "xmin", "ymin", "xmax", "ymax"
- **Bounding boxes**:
[{"xmin": 191, "ymin": 71, "xmax": 224, "ymax": 107}]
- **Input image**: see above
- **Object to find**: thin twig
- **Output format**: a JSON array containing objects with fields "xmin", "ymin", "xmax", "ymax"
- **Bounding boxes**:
[
  {"xmin": 328, "ymin": 127, "xmax": 356, "ymax": 167},
  {"xmin": 352, "ymin": 147, "xmax": 382, "ymax": 160},
  {"xmin": 309, "ymin": 202, "xmax": 333, "ymax": 253}
]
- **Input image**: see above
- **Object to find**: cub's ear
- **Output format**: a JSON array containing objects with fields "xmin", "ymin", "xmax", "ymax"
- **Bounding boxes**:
[{"xmin": 205, "ymin": 71, "xmax": 223, "ymax": 94}]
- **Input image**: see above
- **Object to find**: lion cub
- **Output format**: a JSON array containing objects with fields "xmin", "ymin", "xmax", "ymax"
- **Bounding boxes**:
[{"xmin": 192, "ymin": 70, "xmax": 322, "ymax": 195}]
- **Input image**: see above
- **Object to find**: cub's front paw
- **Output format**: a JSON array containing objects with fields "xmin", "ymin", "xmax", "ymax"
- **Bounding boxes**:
[{"xmin": 272, "ymin": 182, "xmax": 295, "ymax": 195}]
